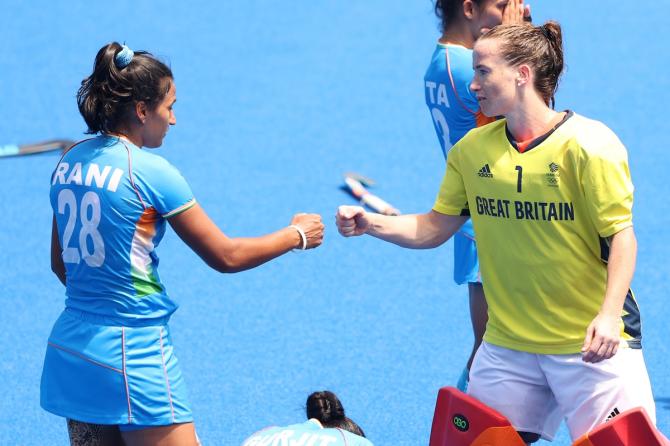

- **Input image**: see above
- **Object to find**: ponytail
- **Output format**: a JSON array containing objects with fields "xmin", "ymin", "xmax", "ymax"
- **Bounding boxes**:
[
  {"xmin": 77, "ymin": 42, "xmax": 173, "ymax": 134},
  {"xmin": 538, "ymin": 21, "xmax": 563, "ymax": 108}
]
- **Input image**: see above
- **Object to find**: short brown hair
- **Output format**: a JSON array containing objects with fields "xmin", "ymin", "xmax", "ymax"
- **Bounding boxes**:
[{"xmin": 481, "ymin": 21, "xmax": 564, "ymax": 107}]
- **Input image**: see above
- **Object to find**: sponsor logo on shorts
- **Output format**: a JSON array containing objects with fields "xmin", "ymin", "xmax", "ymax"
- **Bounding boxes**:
[
  {"xmin": 478, "ymin": 164, "xmax": 493, "ymax": 178},
  {"xmin": 452, "ymin": 413, "xmax": 470, "ymax": 432}
]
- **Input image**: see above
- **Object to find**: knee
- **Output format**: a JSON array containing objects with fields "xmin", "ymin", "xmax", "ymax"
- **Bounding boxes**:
[{"xmin": 518, "ymin": 431, "xmax": 541, "ymax": 444}]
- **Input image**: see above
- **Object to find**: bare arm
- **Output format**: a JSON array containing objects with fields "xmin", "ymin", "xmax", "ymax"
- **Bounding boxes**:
[
  {"xmin": 168, "ymin": 204, "xmax": 324, "ymax": 273},
  {"xmin": 602, "ymin": 227, "xmax": 637, "ymax": 314},
  {"xmin": 582, "ymin": 226, "xmax": 636, "ymax": 363},
  {"xmin": 51, "ymin": 216, "xmax": 66, "ymax": 286},
  {"xmin": 336, "ymin": 205, "xmax": 467, "ymax": 249}
]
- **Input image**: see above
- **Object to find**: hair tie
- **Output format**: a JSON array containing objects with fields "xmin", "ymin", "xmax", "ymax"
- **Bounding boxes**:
[{"xmin": 115, "ymin": 45, "xmax": 134, "ymax": 69}]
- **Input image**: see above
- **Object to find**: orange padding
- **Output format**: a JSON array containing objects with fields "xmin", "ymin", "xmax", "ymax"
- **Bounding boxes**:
[
  {"xmin": 471, "ymin": 426, "xmax": 528, "ymax": 446},
  {"xmin": 572, "ymin": 407, "xmax": 669, "ymax": 446},
  {"xmin": 475, "ymin": 111, "xmax": 496, "ymax": 128},
  {"xmin": 429, "ymin": 386, "xmax": 526, "ymax": 446}
]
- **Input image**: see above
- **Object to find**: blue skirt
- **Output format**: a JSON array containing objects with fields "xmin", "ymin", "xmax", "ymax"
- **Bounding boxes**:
[{"xmin": 40, "ymin": 309, "xmax": 193, "ymax": 427}]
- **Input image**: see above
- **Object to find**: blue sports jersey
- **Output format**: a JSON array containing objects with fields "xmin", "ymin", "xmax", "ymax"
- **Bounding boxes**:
[
  {"xmin": 425, "ymin": 42, "xmax": 494, "ymax": 283},
  {"xmin": 424, "ymin": 43, "xmax": 492, "ymax": 158},
  {"xmin": 50, "ymin": 135, "xmax": 196, "ymax": 323},
  {"xmin": 242, "ymin": 420, "xmax": 373, "ymax": 446}
]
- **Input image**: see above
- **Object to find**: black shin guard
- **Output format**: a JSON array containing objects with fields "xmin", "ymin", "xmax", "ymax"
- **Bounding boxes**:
[
  {"xmin": 518, "ymin": 430, "xmax": 541, "ymax": 444},
  {"xmin": 67, "ymin": 419, "xmax": 123, "ymax": 446}
]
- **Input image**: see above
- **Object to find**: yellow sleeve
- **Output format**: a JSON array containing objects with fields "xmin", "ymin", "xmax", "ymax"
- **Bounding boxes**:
[
  {"xmin": 582, "ymin": 136, "xmax": 634, "ymax": 238},
  {"xmin": 433, "ymin": 144, "xmax": 470, "ymax": 216}
]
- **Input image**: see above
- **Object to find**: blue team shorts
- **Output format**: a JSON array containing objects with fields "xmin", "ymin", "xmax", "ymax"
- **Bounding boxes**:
[
  {"xmin": 454, "ymin": 218, "xmax": 481, "ymax": 285},
  {"xmin": 40, "ymin": 308, "xmax": 193, "ymax": 429}
]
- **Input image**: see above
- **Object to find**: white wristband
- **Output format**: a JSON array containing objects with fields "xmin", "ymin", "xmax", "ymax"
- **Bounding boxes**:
[{"xmin": 289, "ymin": 225, "xmax": 307, "ymax": 250}]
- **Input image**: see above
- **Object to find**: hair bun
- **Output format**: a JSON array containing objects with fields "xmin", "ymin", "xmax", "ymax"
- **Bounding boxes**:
[
  {"xmin": 540, "ymin": 21, "xmax": 562, "ymax": 43},
  {"xmin": 306, "ymin": 391, "xmax": 345, "ymax": 423}
]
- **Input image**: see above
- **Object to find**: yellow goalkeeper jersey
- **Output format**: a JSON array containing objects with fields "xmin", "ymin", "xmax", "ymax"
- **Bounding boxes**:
[{"xmin": 433, "ymin": 112, "xmax": 642, "ymax": 354}]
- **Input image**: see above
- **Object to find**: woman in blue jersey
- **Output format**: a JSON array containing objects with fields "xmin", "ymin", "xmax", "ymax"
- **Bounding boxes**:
[
  {"xmin": 242, "ymin": 391, "xmax": 373, "ymax": 446},
  {"xmin": 424, "ymin": 0, "xmax": 528, "ymax": 391},
  {"xmin": 339, "ymin": 21, "xmax": 656, "ymax": 444},
  {"xmin": 42, "ymin": 42, "xmax": 325, "ymax": 446}
]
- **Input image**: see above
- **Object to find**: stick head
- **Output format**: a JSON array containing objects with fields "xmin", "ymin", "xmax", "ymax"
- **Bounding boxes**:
[{"xmin": 344, "ymin": 172, "xmax": 376, "ymax": 187}]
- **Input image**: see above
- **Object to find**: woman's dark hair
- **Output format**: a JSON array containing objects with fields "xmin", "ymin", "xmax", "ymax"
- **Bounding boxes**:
[
  {"xmin": 77, "ymin": 42, "xmax": 173, "ymax": 134},
  {"xmin": 434, "ymin": 0, "xmax": 484, "ymax": 32},
  {"xmin": 306, "ymin": 391, "xmax": 366, "ymax": 437},
  {"xmin": 481, "ymin": 21, "xmax": 564, "ymax": 108}
]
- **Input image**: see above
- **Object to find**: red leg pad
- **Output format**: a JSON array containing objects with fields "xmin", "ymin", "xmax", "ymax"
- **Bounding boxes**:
[
  {"xmin": 572, "ymin": 407, "xmax": 669, "ymax": 446},
  {"xmin": 429, "ymin": 386, "xmax": 526, "ymax": 446}
]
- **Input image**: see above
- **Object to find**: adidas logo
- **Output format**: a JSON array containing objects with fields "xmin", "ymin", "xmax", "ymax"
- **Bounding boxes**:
[
  {"xmin": 605, "ymin": 407, "xmax": 620, "ymax": 422},
  {"xmin": 478, "ymin": 164, "xmax": 493, "ymax": 178}
]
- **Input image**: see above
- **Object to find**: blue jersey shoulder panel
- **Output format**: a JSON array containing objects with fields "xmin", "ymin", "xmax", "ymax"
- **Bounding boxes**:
[{"xmin": 424, "ymin": 44, "xmax": 480, "ymax": 156}]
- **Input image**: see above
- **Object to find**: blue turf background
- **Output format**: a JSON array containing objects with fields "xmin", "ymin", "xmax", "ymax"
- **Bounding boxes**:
[{"xmin": 1, "ymin": 1, "xmax": 668, "ymax": 444}]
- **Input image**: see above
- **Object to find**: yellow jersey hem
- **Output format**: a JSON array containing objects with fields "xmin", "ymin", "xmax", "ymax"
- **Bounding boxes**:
[{"xmin": 483, "ymin": 334, "xmax": 585, "ymax": 355}]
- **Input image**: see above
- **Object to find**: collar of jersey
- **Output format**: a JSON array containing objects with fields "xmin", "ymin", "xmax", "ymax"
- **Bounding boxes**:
[
  {"xmin": 307, "ymin": 419, "xmax": 324, "ymax": 429},
  {"xmin": 101, "ymin": 133, "xmax": 140, "ymax": 150},
  {"xmin": 505, "ymin": 110, "xmax": 573, "ymax": 154},
  {"xmin": 436, "ymin": 41, "xmax": 470, "ymax": 50}
]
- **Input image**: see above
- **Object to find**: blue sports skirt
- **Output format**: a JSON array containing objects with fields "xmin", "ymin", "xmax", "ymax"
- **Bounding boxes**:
[
  {"xmin": 40, "ymin": 308, "xmax": 193, "ymax": 428},
  {"xmin": 453, "ymin": 219, "xmax": 481, "ymax": 285}
]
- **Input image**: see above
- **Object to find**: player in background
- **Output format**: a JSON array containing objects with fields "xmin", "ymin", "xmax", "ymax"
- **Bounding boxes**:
[
  {"xmin": 340, "ymin": 21, "xmax": 655, "ymax": 443},
  {"xmin": 41, "ymin": 42, "xmax": 324, "ymax": 446},
  {"xmin": 424, "ymin": 0, "xmax": 529, "ymax": 391},
  {"xmin": 242, "ymin": 391, "xmax": 373, "ymax": 446}
]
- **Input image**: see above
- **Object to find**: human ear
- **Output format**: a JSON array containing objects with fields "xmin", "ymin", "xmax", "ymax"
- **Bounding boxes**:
[
  {"xmin": 135, "ymin": 101, "xmax": 148, "ymax": 124},
  {"xmin": 516, "ymin": 64, "xmax": 531, "ymax": 86},
  {"xmin": 463, "ymin": 0, "xmax": 477, "ymax": 20}
]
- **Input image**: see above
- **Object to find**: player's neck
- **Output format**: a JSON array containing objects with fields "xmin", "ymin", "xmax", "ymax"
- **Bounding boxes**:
[
  {"xmin": 439, "ymin": 24, "xmax": 475, "ymax": 48},
  {"xmin": 107, "ymin": 128, "xmax": 144, "ymax": 149},
  {"xmin": 506, "ymin": 99, "xmax": 563, "ymax": 142}
]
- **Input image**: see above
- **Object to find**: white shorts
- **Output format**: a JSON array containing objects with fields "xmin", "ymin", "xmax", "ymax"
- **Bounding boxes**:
[{"xmin": 468, "ymin": 341, "xmax": 656, "ymax": 441}]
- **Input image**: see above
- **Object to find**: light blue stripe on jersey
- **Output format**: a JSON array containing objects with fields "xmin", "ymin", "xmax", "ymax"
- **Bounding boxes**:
[
  {"xmin": 242, "ymin": 420, "xmax": 374, "ymax": 446},
  {"xmin": 49, "ymin": 136, "xmax": 195, "ymax": 323},
  {"xmin": 424, "ymin": 43, "xmax": 480, "ymax": 157}
]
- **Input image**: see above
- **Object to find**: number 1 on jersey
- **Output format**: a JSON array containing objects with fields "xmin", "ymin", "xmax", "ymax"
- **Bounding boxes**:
[{"xmin": 515, "ymin": 165, "xmax": 523, "ymax": 193}]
